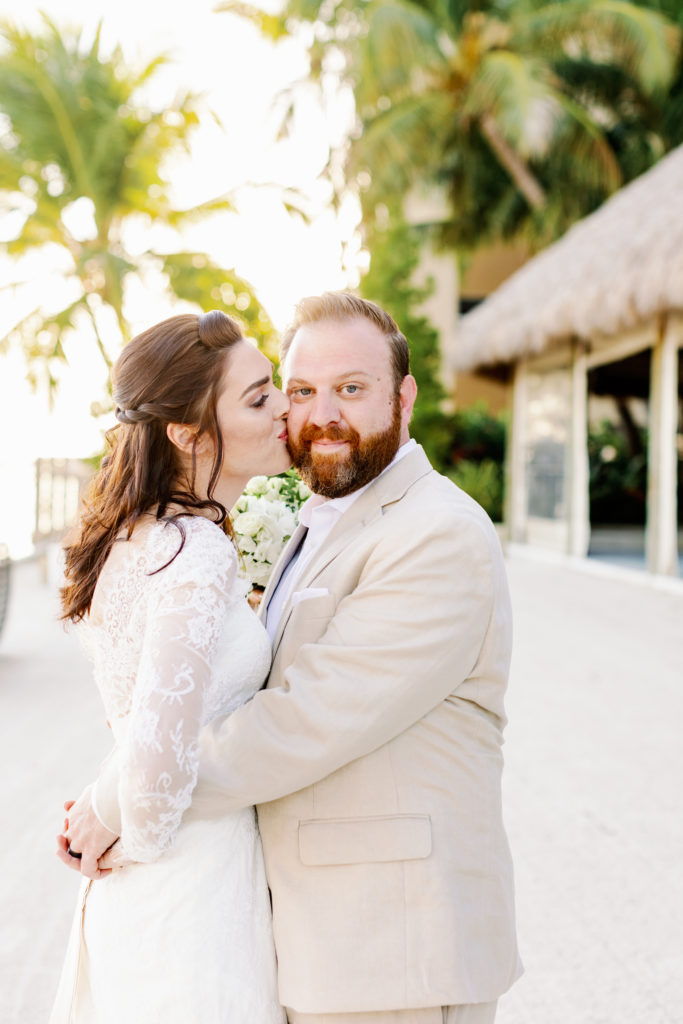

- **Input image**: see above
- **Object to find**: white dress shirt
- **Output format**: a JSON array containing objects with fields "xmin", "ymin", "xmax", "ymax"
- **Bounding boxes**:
[{"xmin": 265, "ymin": 439, "xmax": 416, "ymax": 639}]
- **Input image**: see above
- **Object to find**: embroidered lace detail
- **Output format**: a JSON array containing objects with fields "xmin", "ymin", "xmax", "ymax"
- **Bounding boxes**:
[{"xmin": 83, "ymin": 517, "xmax": 270, "ymax": 863}]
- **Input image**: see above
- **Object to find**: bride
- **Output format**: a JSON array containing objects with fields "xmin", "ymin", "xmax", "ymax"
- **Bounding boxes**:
[{"xmin": 50, "ymin": 311, "xmax": 290, "ymax": 1022}]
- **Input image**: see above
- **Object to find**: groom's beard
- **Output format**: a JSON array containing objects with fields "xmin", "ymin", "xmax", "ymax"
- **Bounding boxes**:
[{"xmin": 289, "ymin": 398, "xmax": 402, "ymax": 499}]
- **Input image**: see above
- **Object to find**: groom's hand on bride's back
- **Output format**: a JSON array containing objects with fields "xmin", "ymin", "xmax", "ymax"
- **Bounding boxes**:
[{"xmin": 56, "ymin": 787, "xmax": 118, "ymax": 879}]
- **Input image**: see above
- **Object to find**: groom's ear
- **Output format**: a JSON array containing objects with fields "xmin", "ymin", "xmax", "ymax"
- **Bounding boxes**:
[
  {"xmin": 399, "ymin": 374, "xmax": 418, "ymax": 427},
  {"xmin": 166, "ymin": 422, "xmax": 205, "ymax": 454}
]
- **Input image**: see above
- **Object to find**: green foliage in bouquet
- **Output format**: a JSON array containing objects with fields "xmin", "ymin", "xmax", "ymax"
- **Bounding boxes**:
[{"xmin": 232, "ymin": 470, "xmax": 311, "ymax": 588}]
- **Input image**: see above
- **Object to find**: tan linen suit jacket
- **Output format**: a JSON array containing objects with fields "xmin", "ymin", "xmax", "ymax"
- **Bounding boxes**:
[{"xmin": 95, "ymin": 446, "xmax": 522, "ymax": 1014}]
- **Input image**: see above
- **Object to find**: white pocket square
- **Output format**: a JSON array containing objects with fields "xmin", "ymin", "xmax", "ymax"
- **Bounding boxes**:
[{"xmin": 290, "ymin": 587, "xmax": 330, "ymax": 606}]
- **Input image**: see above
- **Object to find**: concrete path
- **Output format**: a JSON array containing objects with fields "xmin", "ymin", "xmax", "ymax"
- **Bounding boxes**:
[
  {"xmin": 0, "ymin": 559, "xmax": 109, "ymax": 1022},
  {"xmin": 498, "ymin": 552, "xmax": 683, "ymax": 1024},
  {"xmin": 1, "ymin": 553, "xmax": 682, "ymax": 1023}
]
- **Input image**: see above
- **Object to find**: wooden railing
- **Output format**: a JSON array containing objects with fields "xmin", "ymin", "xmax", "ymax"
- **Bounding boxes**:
[
  {"xmin": 0, "ymin": 461, "xmax": 94, "ymax": 626},
  {"xmin": 32, "ymin": 458, "xmax": 94, "ymax": 581},
  {"xmin": 33, "ymin": 458, "xmax": 94, "ymax": 546}
]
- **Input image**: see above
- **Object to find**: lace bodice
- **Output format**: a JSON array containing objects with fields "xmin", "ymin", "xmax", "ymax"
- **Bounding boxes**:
[{"xmin": 83, "ymin": 516, "xmax": 271, "ymax": 863}]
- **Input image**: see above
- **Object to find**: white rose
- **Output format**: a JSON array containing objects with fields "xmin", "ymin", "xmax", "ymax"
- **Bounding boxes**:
[
  {"xmin": 240, "ymin": 494, "xmax": 261, "ymax": 513},
  {"xmin": 232, "ymin": 511, "xmax": 263, "ymax": 536},
  {"xmin": 276, "ymin": 508, "xmax": 297, "ymax": 539},
  {"xmin": 233, "ymin": 478, "xmax": 309, "ymax": 587},
  {"xmin": 252, "ymin": 517, "xmax": 283, "ymax": 556},
  {"xmin": 249, "ymin": 560, "xmax": 273, "ymax": 587}
]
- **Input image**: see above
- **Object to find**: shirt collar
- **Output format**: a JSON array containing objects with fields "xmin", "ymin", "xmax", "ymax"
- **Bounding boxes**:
[{"xmin": 299, "ymin": 439, "xmax": 417, "ymax": 528}]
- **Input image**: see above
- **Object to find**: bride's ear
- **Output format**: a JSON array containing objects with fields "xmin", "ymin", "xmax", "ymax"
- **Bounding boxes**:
[{"xmin": 166, "ymin": 422, "xmax": 208, "ymax": 455}]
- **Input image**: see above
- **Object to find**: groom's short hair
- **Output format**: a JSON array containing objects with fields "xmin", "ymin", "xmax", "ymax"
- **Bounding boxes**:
[{"xmin": 280, "ymin": 292, "xmax": 410, "ymax": 394}]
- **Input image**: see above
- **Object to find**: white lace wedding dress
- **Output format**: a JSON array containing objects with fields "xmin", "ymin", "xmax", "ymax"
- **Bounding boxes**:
[{"xmin": 50, "ymin": 515, "xmax": 285, "ymax": 1023}]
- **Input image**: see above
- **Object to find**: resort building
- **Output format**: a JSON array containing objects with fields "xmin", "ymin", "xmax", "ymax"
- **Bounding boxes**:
[{"xmin": 452, "ymin": 145, "xmax": 683, "ymax": 576}]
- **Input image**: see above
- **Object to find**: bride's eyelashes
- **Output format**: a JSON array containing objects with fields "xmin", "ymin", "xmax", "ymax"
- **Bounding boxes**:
[{"xmin": 251, "ymin": 393, "xmax": 270, "ymax": 409}]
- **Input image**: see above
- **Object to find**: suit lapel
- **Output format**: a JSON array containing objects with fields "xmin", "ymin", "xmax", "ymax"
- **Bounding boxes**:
[
  {"xmin": 295, "ymin": 446, "xmax": 432, "ymax": 589},
  {"xmin": 268, "ymin": 446, "xmax": 433, "ymax": 655},
  {"xmin": 257, "ymin": 521, "xmax": 308, "ymax": 626},
  {"xmin": 270, "ymin": 503, "xmax": 379, "ymax": 656}
]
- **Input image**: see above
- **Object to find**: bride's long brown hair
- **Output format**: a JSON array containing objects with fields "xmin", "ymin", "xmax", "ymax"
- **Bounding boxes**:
[{"xmin": 61, "ymin": 311, "xmax": 244, "ymax": 623}]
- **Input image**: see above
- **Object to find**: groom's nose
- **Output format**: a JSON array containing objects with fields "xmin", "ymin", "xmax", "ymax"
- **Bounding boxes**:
[{"xmin": 308, "ymin": 390, "xmax": 341, "ymax": 427}]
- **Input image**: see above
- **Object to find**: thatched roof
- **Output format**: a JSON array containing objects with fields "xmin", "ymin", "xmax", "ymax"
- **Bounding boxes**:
[{"xmin": 454, "ymin": 145, "xmax": 683, "ymax": 371}]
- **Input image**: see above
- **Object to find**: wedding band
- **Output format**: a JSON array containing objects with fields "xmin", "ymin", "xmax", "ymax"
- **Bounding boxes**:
[{"xmin": 67, "ymin": 846, "xmax": 83, "ymax": 860}]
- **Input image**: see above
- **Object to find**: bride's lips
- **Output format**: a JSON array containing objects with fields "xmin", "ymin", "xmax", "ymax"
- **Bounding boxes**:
[{"xmin": 278, "ymin": 429, "xmax": 288, "ymax": 441}]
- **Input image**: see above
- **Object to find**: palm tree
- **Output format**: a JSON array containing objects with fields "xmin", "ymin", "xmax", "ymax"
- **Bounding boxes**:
[
  {"xmin": 221, "ymin": 0, "xmax": 680, "ymax": 249},
  {"xmin": 634, "ymin": 0, "xmax": 683, "ymax": 151},
  {"xmin": 0, "ymin": 15, "xmax": 278, "ymax": 392}
]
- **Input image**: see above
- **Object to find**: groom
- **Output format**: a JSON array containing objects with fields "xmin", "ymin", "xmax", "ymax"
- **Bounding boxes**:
[{"xmin": 64, "ymin": 292, "xmax": 521, "ymax": 1022}]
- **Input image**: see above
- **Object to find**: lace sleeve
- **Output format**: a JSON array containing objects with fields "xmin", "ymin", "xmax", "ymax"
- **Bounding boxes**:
[{"xmin": 117, "ymin": 521, "xmax": 240, "ymax": 863}]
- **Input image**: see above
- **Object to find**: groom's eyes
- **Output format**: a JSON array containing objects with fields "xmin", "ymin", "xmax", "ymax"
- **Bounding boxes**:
[{"xmin": 288, "ymin": 382, "xmax": 364, "ymax": 400}]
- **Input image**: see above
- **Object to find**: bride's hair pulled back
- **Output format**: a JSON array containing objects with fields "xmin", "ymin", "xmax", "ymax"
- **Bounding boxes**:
[{"xmin": 62, "ymin": 311, "xmax": 244, "ymax": 623}]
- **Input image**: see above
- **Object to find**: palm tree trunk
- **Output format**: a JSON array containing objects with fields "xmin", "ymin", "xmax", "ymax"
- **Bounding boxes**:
[
  {"xmin": 85, "ymin": 304, "xmax": 114, "ymax": 371},
  {"xmin": 479, "ymin": 112, "xmax": 547, "ymax": 211}
]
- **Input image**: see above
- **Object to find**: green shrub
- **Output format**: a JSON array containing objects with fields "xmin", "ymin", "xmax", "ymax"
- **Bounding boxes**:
[
  {"xmin": 447, "ymin": 458, "xmax": 504, "ymax": 522},
  {"xmin": 587, "ymin": 419, "xmax": 647, "ymax": 524}
]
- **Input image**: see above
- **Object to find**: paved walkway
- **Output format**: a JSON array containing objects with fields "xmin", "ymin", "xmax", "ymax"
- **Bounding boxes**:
[
  {"xmin": 498, "ymin": 552, "xmax": 683, "ymax": 1024},
  {"xmin": 1, "ymin": 553, "xmax": 682, "ymax": 1023},
  {"xmin": 0, "ymin": 558, "xmax": 109, "ymax": 1023}
]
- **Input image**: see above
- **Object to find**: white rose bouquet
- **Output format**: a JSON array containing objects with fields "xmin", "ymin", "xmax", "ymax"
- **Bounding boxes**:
[{"xmin": 232, "ymin": 470, "xmax": 311, "ymax": 589}]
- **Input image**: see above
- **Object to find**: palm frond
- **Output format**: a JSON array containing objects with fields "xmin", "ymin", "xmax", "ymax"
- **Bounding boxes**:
[
  {"xmin": 515, "ymin": 0, "xmax": 681, "ymax": 96},
  {"xmin": 0, "ymin": 18, "xmax": 95, "ymax": 198},
  {"xmin": 128, "ymin": 53, "xmax": 171, "ymax": 91},
  {"xmin": 164, "ymin": 193, "xmax": 237, "ymax": 229},
  {"xmin": 5, "ymin": 189, "xmax": 68, "ymax": 254},
  {"xmin": 0, "ymin": 16, "xmax": 277, "ymax": 393},
  {"xmin": 550, "ymin": 91, "xmax": 622, "ymax": 191},
  {"xmin": 464, "ymin": 51, "xmax": 557, "ymax": 155},
  {"xmin": 0, "ymin": 147, "xmax": 30, "ymax": 195},
  {"xmin": 1, "ymin": 294, "xmax": 91, "ymax": 385},
  {"xmin": 160, "ymin": 252, "xmax": 280, "ymax": 360},
  {"xmin": 354, "ymin": 0, "xmax": 443, "ymax": 108},
  {"xmin": 214, "ymin": 1, "xmax": 290, "ymax": 40},
  {"xmin": 348, "ymin": 90, "xmax": 452, "ymax": 203}
]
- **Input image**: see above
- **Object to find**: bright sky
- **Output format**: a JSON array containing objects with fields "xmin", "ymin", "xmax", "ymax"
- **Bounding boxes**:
[{"xmin": 0, "ymin": 0, "xmax": 361, "ymax": 555}]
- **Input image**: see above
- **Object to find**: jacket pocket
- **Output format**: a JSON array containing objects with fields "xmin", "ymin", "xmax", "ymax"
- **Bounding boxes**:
[
  {"xmin": 298, "ymin": 814, "xmax": 432, "ymax": 866},
  {"xmin": 289, "ymin": 591, "xmax": 337, "ymax": 619}
]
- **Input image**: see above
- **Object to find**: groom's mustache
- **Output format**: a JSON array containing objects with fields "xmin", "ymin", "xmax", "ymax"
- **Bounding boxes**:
[{"xmin": 295, "ymin": 424, "xmax": 359, "ymax": 448}]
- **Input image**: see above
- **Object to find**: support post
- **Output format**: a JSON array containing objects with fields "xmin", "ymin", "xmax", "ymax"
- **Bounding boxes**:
[
  {"xmin": 506, "ymin": 361, "xmax": 527, "ymax": 543},
  {"xmin": 646, "ymin": 317, "xmax": 680, "ymax": 575},
  {"xmin": 568, "ymin": 339, "xmax": 590, "ymax": 557}
]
